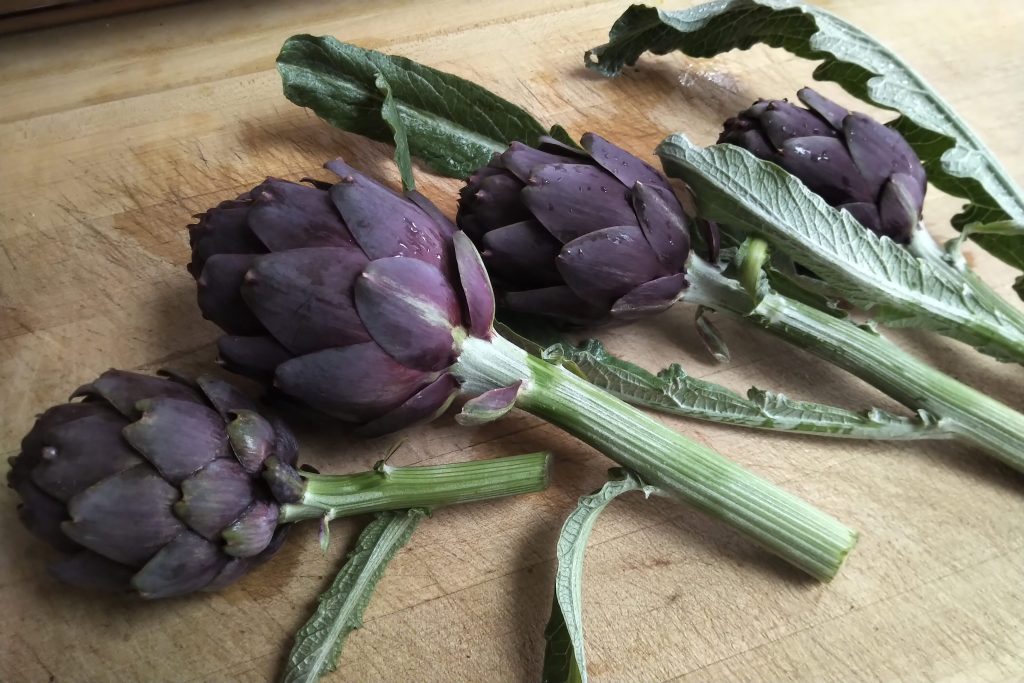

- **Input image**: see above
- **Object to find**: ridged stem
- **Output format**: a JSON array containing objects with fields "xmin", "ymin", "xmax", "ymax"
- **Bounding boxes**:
[
  {"xmin": 279, "ymin": 452, "xmax": 551, "ymax": 523},
  {"xmin": 454, "ymin": 333, "xmax": 857, "ymax": 582},
  {"xmin": 685, "ymin": 256, "xmax": 1024, "ymax": 472}
]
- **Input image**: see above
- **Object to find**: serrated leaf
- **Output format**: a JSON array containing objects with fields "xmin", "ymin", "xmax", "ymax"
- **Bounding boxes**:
[
  {"xmin": 278, "ymin": 35, "xmax": 555, "ymax": 181},
  {"xmin": 542, "ymin": 471, "xmax": 657, "ymax": 683},
  {"xmin": 657, "ymin": 135, "xmax": 1024, "ymax": 363},
  {"xmin": 547, "ymin": 338, "xmax": 946, "ymax": 440},
  {"xmin": 282, "ymin": 509, "xmax": 424, "ymax": 683},
  {"xmin": 585, "ymin": 0, "xmax": 1024, "ymax": 275}
]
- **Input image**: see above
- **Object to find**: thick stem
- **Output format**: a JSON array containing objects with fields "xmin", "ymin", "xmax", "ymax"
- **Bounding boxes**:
[
  {"xmin": 685, "ymin": 257, "xmax": 1024, "ymax": 472},
  {"xmin": 279, "ymin": 452, "xmax": 551, "ymax": 523},
  {"xmin": 455, "ymin": 334, "xmax": 857, "ymax": 582}
]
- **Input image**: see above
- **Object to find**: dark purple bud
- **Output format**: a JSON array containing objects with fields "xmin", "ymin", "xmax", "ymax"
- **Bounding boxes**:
[{"xmin": 720, "ymin": 88, "xmax": 926, "ymax": 244}]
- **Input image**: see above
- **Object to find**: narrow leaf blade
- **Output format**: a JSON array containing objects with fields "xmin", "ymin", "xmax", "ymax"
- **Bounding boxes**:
[
  {"xmin": 282, "ymin": 509, "xmax": 425, "ymax": 683},
  {"xmin": 586, "ymin": 0, "xmax": 1024, "ymax": 273},
  {"xmin": 277, "ymin": 35, "xmax": 550, "ymax": 180},
  {"xmin": 542, "ymin": 471, "xmax": 655, "ymax": 683},
  {"xmin": 545, "ymin": 339, "xmax": 945, "ymax": 440}
]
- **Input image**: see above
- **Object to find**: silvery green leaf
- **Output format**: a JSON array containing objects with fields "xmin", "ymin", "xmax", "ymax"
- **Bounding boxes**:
[
  {"xmin": 283, "ymin": 510, "xmax": 424, "ymax": 683},
  {"xmin": 549, "ymin": 339, "xmax": 946, "ymax": 440},
  {"xmin": 657, "ymin": 136, "xmax": 1024, "ymax": 363},
  {"xmin": 542, "ymin": 471, "xmax": 657, "ymax": 683},
  {"xmin": 585, "ymin": 0, "xmax": 1024, "ymax": 276}
]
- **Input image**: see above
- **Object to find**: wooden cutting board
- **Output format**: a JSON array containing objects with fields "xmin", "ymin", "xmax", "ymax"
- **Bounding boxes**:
[{"xmin": 2, "ymin": 1, "xmax": 1023, "ymax": 681}]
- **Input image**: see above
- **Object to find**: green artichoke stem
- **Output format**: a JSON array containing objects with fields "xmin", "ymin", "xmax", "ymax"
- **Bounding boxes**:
[
  {"xmin": 684, "ymin": 256, "xmax": 1024, "ymax": 473},
  {"xmin": 279, "ymin": 452, "xmax": 551, "ymax": 523},
  {"xmin": 454, "ymin": 333, "xmax": 857, "ymax": 582},
  {"xmin": 910, "ymin": 223, "xmax": 1024, "ymax": 343}
]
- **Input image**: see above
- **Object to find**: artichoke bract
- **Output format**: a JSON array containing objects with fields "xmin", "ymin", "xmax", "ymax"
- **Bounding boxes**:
[
  {"xmin": 189, "ymin": 160, "xmax": 490, "ymax": 435},
  {"xmin": 719, "ymin": 87, "xmax": 927, "ymax": 244},
  {"xmin": 457, "ymin": 133, "xmax": 698, "ymax": 326},
  {"xmin": 8, "ymin": 370, "xmax": 298, "ymax": 599}
]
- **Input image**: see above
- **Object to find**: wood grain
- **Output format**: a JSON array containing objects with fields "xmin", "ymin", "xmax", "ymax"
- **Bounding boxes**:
[{"xmin": 2, "ymin": 1, "xmax": 1023, "ymax": 681}]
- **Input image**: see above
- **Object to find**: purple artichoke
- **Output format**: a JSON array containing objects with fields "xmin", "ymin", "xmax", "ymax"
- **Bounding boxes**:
[
  {"xmin": 188, "ymin": 160, "xmax": 494, "ymax": 435},
  {"xmin": 457, "ymin": 133, "xmax": 698, "ymax": 326},
  {"xmin": 719, "ymin": 87, "xmax": 927, "ymax": 244},
  {"xmin": 7, "ymin": 370, "xmax": 299, "ymax": 598}
]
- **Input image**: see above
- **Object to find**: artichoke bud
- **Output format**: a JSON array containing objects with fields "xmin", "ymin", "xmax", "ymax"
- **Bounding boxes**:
[
  {"xmin": 719, "ymin": 87, "xmax": 927, "ymax": 244},
  {"xmin": 457, "ymin": 133, "xmax": 699, "ymax": 327},
  {"xmin": 8, "ymin": 370, "xmax": 299, "ymax": 599},
  {"xmin": 188, "ymin": 160, "xmax": 493, "ymax": 436}
]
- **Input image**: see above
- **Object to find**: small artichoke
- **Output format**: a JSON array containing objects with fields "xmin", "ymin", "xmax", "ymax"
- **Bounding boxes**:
[
  {"xmin": 457, "ymin": 133, "xmax": 697, "ymax": 326},
  {"xmin": 719, "ymin": 87, "xmax": 927, "ymax": 244},
  {"xmin": 8, "ymin": 370, "xmax": 298, "ymax": 599},
  {"xmin": 188, "ymin": 160, "xmax": 493, "ymax": 435}
]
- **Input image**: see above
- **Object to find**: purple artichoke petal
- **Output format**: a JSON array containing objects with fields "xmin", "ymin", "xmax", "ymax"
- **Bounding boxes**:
[
  {"xmin": 354, "ymin": 257, "xmax": 460, "ymax": 372},
  {"xmin": 503, "ymin": 286, "xmax": 611, "ymax": 326},
  {"xmin": 196, "ymin": 374, "xmax": 261, "ymax": 420},
  {"xmin": 459, "ymin": 165, "xmax": 506, "ymax": 204},
  {"xmin": 632, "ymin": 181, "xmax": 690, "ymax": 272},
  {"xmin": 13, "ymin": 480, "xmax": 77, "ymax": 552},
  {"xmin": 241, "ymin": 247, "xmax": 371, "ymax": 355},
  {"xmin": 122, "ymin": 399, "xmax": 229, "ymax": 484},
  {"xmin": 49, "ymin": 550, "xmax": 135, "ymax": 592},
  {"xmin": 63, "ymin": 464, "xmax": 183, "ymax": 567},
  {"xmin": 196, "ymin": 254, "xmax": 266, "ymax": 336},
  {"xmin": 779, "ymin": 136, "xmax": 876, "ymax": 205},
  {"xmin": 453, "ymin": 232, "xmax": 495, "ymax": 339},
  {"xmin": 760, "ymin": 100, "xmax": 837, "ymax": 148},
  {"xmin": 203, "ymin": 557, "xmax": 253, "ymax": 592},
  {"xmin": 580, "ymin": 133, "xmax": 673, "ymax": 195},
  {"xmin": 187, "ymin": 201, "xmax": 266, "ymax": 278},
  {"xmin": 557, "ymin": 225, "xmax": 669, "ymax": 307},
  {"xmin": 796, "ymin": 88, "xmax": 849, "ymax": 131},
  {"xmin": 843, "ymin": 113, "xmax": 924, "ymax": 192},
  {"xmin": 226, "ymin": 409, "xmax": 276, "ymax": 474},
  {"xmin": 405, "ymin": 189, "xmax": 457, "ymax": 237},
  {"xmin": 16, "ymin": 402, "xmax": 119, "ymax": 484},
  {"xmin": 480, "ymin": 220, "xmax": 564, "ymax": 289},
  {"xmin": 536, "ymin": 136, "xmax": 592, "ymax": 158},
  {"xmin": 246, "ymin": 178, "xmax": 355, "ymax": 250},
  {"xmin": 522, "ymin": 163, "xmax": 638, "ymax": 243},
  {"xmin": 459, "ymin": 172, "xmax": 531, "ymax": 236},
  {"xmin": 174, "ymin": 459, "xmax": 253, "ymax": 541},
  {"xmin": 131, "ymin": 530, "xmax": 226, "ymax": 599},
  {"xmin": 326, "ymin": 159, "xmax": 449, "ymax": 267},
  {"xmin": 71, "ymin": 369, "xmax": 203, "ymax": 420},
  {"xmin": 456, "ymin": 381, "xmax": 521, "ymax": 426},
  {"xmin": 217, "ymin": 335, "xmax": 292, "ymax": 380},
  {"xmin": 877, "ymin": 174, "xmax": 921, "ymax": 243},
  {"xmin": 31, "ymin": 410, "xmax": 143, "ymax": 502},
  {"xmin": 222, "ymin": 500, "xmax": 280, "ymax": 558},
  {"xmin": 610, "ymin": 273, "xmax": 687, "ymax": 319},
  {"xmin": 500, "ymin": 142, "xmax": 583, "ymax": 183},
  {"xmin": 718, "ymin": 125, "xmax": 777, "ymax": 161},
  {"xmin": 274, "ymin": 342, "xmax": 433, "ymax": 422},
  {"xmin": 355, "ymin": 373, "xmax": 460, "ymax": 437},
  {"xmin": 270, "ymin": 416, "xmax": 299, "ymax": 467},
  {"xmin": 838, "ymin": 202, "xmax": 883, "ymax": 233}
]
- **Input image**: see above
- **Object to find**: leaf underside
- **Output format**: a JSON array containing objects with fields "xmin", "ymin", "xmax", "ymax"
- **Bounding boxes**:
[
  {"xmin": 657, "ymin": 136, "xmax": 1024, "ymax": 362},
  {"xmin": 282, "ymin": 509, "xmax": 425, "ymax": 683},
  {"xmin": 542, "ymin": 471, "xmax": 656, "ymax": 683},
  {"xmin": 585, "ymin": 0, "xmax": 1024, "ymax": 278}
]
